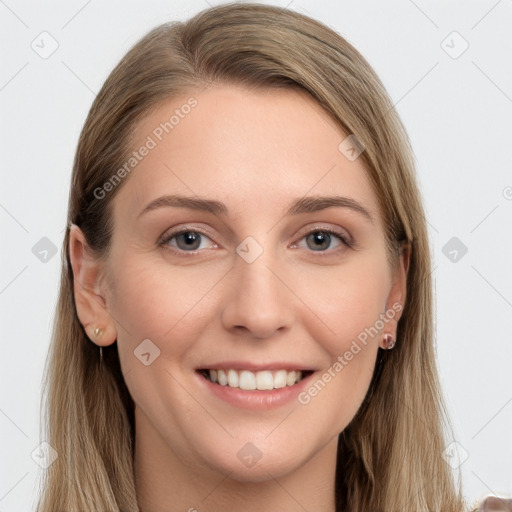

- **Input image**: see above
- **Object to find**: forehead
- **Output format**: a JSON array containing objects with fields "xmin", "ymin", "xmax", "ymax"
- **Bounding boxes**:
[{"xmin": 113, "ymin": 84, "xmax": 380, "ymax": 225}]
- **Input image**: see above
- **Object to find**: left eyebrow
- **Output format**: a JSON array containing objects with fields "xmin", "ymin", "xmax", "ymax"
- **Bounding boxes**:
[{"xmin": 285, "ymin": 195, "xmax": 374, "ymax": 223}]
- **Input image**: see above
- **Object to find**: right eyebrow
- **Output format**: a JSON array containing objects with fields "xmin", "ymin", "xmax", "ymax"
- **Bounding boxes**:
[{"xmin": 138, "ymin": 194, "xmax": 228, "ymax": 218}]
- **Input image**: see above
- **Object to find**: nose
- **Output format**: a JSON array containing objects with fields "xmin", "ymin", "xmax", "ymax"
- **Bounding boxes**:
[{"xmin": 221, "ymin": 246, "xmax": 295, "ymax": 339}]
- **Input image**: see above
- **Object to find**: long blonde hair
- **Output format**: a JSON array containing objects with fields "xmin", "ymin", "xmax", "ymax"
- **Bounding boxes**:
[{"xmin": 37, "ymin": 3, "xmax": 472, "ymax": 511}]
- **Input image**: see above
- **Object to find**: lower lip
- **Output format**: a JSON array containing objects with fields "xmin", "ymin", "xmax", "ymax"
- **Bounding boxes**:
[{"xmin": 196, "ymin": 371, "xmax": 315, "ymax": 411}]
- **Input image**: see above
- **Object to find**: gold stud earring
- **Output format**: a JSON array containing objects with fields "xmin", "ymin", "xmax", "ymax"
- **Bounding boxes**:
[
  {"xmin": 93, "ymin": 327, "xmax": 103, "ymax": 338},
  {"xmin": 382, "ymin": 333, "xmax": 396, "ymax": 350}
]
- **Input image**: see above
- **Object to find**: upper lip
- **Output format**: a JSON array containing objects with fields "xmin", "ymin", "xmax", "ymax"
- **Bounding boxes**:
[{"xmin": 196, "ymin": 361, "xmax": 316, "ymax": 372}]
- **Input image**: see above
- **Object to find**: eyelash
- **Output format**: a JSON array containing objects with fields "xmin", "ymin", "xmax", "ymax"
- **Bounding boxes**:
[{"xmin": 159, "ymin": 226, "xmax": 354, "ymax": 256}]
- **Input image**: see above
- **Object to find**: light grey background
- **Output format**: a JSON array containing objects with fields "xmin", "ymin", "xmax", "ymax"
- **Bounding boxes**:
[{"xmin": 1, "ymin": 0, "xmax": 511, "ymax": 510}]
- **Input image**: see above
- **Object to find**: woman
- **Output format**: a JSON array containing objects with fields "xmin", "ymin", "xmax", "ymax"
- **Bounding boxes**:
[{"xmin": 36, "ymin": 3, "xmax": 505, "ymax": 511}]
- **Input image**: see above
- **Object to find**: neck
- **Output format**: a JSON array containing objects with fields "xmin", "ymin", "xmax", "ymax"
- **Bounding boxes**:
[{"xmin": 134, "ymin": 407, "xmax": 338, "ymax": 512}]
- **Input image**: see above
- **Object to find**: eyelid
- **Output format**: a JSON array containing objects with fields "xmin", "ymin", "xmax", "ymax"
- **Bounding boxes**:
[
  {"xmin": 292, "ymin": 223, "xmax": 353, "ymax": 247},
  {"xmin": 159, "ymin": 223, "xmax": 355, "ymax": 254},
  {"xmin": 158, "ymin": 225, "xmax": 218, "ymax": 253},
  {"xmin": 158, "ymin": 224, "xmax": 215, "ymax": 244}
]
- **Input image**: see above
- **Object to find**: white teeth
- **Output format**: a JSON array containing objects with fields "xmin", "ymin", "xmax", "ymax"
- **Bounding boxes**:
[
  {"xmin": 286, "ymin": 370, "xmax": 297, "ymax": 386},
  {"xmin": 256, "ymin": 371, "xmax": 273, "ymax": 390},
  {"xmin": 239, "ymin": 370, "xmax": 256, "ymax": 390},
  {"xmin": 227, "ymin": 369, "xmax": 239, "ymax": 388},
  {"xmin": 273, "ymin": 370, "xmax": 287, "ymax": 389},
  {"xmin": 217, "ymin": 369, "xmax": 228, "ymax": 386},
  {"xmin": 206, "ymin": 369, "xmax": 304, "ymax": 390}
]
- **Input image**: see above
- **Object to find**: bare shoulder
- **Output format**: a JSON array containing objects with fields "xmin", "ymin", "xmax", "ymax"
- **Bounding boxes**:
[{"xmin": 476, "ymin": 496, "xmax": 512, "ymax": 511}]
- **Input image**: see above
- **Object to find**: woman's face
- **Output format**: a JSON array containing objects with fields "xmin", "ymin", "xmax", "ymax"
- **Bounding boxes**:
[{"xmin": 78, "ymin": 84, "xmax": 407, "ymax": 481}]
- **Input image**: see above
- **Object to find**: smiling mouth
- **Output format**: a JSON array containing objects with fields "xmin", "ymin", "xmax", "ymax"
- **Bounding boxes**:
[{"xmin": 197, "ymin": 369, "xmax": 314, "ymax": 391}]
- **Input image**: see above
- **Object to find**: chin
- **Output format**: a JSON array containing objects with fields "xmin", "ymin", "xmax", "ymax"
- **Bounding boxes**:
[
  {"xmin": 186, "ymin": 430, "xmax": 303, "ymax": 482},
  {"xmin": 206, "ymin": 452, "xmax": 304, "ymax": 483}
]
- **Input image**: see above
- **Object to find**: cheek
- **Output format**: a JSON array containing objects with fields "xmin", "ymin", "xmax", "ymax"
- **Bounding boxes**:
[
  {"xmin": 106, "ymin": 253, "xmax": 232, "ymax": 385},
  {"xmin": 292, "ymin": 255, "xmax": 390, "ymax": 426},
  {"xmin": 106, "ymin": 255, "xmax": 226, "ymax": 418},
  {"xmin": 301, "ymin": 254, "xmax": 392, "ymax": 350},
  {"xmin": 108, "ymin": 253, "xmax": 226, "ymax": 338},
  {"xmin": 293, "ymin": 267, "xmax": 387, "ymax": 430}
]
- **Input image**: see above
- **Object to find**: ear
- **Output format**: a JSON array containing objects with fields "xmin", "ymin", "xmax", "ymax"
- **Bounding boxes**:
[
  {"xmin": 68, "ymin": 224, "xmax": 117, "ymax": 347},
  {"xmin": 381, "ymin": 242, "xmax": 410, "ymax": 347}
]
